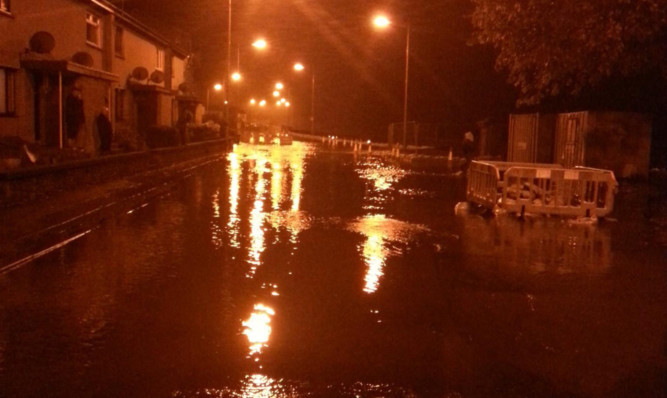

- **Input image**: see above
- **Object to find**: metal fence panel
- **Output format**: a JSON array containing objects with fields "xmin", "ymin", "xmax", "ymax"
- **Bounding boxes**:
[{"xmin": 466, "ymin": 160, "xmax": 617, "ymax": 218}]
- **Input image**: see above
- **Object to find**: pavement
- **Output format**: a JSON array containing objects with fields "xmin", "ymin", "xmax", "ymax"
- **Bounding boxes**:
[{"xmin": 0, "ymin": 153, "xmax": 223, "ymax": 273}]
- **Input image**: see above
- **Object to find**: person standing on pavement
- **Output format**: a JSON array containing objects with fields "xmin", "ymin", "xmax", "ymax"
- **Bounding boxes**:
[
  {"xmin": 462, "ymin": 130, "xmax": 475, "ymax": 171},
  {"xmin": 96, "ymin": 99, "xmax": 112, "ymax": 153}
]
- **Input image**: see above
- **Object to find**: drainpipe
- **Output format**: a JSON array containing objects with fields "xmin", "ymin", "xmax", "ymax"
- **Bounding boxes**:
[{"xmin": 58, "ymin": 72, "xmax": 63, "ymax": 149}]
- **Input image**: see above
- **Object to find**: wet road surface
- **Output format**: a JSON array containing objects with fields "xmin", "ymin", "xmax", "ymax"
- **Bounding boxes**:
[{"xmin": 0, "ymin": 142, "xmax": 665, "ymax": 397}]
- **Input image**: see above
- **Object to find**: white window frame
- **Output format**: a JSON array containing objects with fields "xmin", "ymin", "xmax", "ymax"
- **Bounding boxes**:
[
  {"xmin": 0, "ymin": 67, "xmax": 16, "ymax": 116},
  {"xmin": 156, "ymin": 47, "xmax": 164, "ymax": 71},
  {"xmin": 86, "ymin": 12, "xmax": 102, "ymax": 48}
]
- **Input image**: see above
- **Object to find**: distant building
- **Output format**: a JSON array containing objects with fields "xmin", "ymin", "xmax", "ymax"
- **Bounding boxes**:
[{"xmin": 0, "ymin": 0, "xmax": 196, "ymax": 152}]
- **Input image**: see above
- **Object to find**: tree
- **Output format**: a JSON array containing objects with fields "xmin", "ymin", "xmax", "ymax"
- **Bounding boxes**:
[{"xmin": 470, "ymin": 0, "xmax": 667, "ymax": 105}]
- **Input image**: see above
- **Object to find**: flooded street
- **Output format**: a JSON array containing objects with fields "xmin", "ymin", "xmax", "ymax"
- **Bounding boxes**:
[{"xmin": 0, "ymin": 142, "xmax": 665, "ymax": 397}]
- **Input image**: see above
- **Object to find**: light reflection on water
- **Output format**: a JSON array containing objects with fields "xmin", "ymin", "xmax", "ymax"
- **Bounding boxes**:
[
  {"xmin": 1, "ymin": 142, "xmax": 665, "ymax": 398},
  {"xmin": 461, "ymin": 214, "xmax": 612, "ymax": 274},
  {"xmin": 173, "ymin": 377, "xmax": 416, "ymax": 398},
  {"xmin": 226, "ymin": 143, "xmax": 309, "ymax": 275},
  {"xmin": 242, "ymin": 304, "xmax": 275, "ymax": 357},
  {"xmin": 350, "ymin": 215, "xmax": 430, "ymax": 294},
  {"xmin": 352, "ymin": 157, "xmax": 429, "ymax": 294},
  {"xmin": 227, "ymin": 152, "xmax": 241, "ymax": 249},
  {"xmin": 356, "ymin": 158, "xmax": 406, "ymax": 211}
]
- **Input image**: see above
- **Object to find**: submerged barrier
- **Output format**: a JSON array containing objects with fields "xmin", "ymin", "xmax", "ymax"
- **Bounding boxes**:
[{"xmin": 466, "ymin": 161, "xmax": 618, "ymax": 218}]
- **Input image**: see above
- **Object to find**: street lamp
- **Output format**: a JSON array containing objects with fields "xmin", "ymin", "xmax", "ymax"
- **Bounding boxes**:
[
  {"xmin": 373, "ymin": 14, "xmax": 410, "ymax": 148},
  {"xmin": 252, "ymin": 39, "xmax": 267, "ymax": 49},
  {"xmin": 293, "ymin": 62, "xmax": 315, "ymax": 136},
  {"xmin": 207, "ymin": 82, "xmax": 223, "ymax": 109}
]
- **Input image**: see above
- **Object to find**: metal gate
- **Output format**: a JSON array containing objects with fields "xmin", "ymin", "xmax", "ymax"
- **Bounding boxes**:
[
  {"xmin": 555, "ymin": 112, "xmax": 587, "ymax": 168},
  {"xmin": 507, "ymin": 113, "xmax": 539, "ymax": 162}
]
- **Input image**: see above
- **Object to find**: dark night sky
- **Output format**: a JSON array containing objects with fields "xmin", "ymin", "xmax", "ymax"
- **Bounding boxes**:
[{"xmin": 112, "ymin": 0, "xmax": 518, "ymax": 140}]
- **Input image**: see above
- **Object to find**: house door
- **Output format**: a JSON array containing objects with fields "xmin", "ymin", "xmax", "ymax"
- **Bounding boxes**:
[{"xmin": 135, "ymin": 92, "xmax": 158, "ymax": 143}]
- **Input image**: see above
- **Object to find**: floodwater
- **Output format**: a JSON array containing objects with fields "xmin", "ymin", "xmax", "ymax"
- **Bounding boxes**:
[{"xmin": 0, "ymin": 142, "xmax": 665, "ymax": 397}]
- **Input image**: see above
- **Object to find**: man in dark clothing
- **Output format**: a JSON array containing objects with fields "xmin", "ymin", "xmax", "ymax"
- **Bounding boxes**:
[
  {"xmin": 462, "ymin": 131, "xmax": 475, "ymax": 171},
  {"xmin": 96, "ymin": 104, "xmax": 112, "ymax": 153}
]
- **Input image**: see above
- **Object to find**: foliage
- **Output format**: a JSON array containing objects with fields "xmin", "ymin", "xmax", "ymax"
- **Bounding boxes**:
[{"xmin": 470, "ymin": 0, "xmax": 667, "ymax": 105}]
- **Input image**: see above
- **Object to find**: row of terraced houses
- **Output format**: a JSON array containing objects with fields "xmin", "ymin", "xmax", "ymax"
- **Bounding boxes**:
[{"xmin": 0, "ymin": 0, "xmax": 201, "ymax": 153}]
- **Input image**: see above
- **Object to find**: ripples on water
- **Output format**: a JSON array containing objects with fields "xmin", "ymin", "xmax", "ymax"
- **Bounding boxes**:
[{"xmin": 0, "ymin": 142, "xmax": 665, "ymax": 397}]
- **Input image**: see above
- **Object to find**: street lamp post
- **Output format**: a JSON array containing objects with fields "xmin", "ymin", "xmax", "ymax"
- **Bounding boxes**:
[
  {"xmin": 294, "ymin": 62, "xmax": 315, "ymax": 136},
  {"xmin": 374, "ymin": 15, "xmax": 411, "ymax": 148},
  {"xmin": 207, "ymin": 83, "xmax": 223, "ymax": 109},
  {"xmin": 226, "ymin": 0, "xmax": 232, "ymax": 133}
]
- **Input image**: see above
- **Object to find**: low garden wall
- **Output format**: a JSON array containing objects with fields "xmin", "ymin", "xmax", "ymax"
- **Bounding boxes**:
[{"xmin": 0, "ymin": 139, "xmax": 232, "ymax": 208}]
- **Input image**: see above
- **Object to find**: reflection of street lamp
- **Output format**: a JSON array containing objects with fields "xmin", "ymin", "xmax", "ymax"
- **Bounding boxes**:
[
  {"xmin": 293, "ymin": 62, "xmax": 315, "ymax": 135},
  {"xmin": 373, "ymin": 14, "xmax": 410, "ymax": 148}
]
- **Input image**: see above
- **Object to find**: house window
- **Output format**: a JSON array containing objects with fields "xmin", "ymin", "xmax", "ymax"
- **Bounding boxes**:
[
  {"xmin": 114, "ymin": 26, "xmax": 124, "ymax": 57},
  {"xmin": 0, "ymin": 68, "xmax": 16, "ymax": 116},
  {"xmin": 86, "ymin": 12, "xmax": 102, "ymax": 47},
  {"xmin": 115, "ymin": 88, "xmax": 125, "ymax": 121},
  {"xmin": 0, "ymin": 0, "xmax": 10, "ymax": 13},
  {"xmin": 156, "ymin": 47, "xmax": 164, "ymax": 71}
]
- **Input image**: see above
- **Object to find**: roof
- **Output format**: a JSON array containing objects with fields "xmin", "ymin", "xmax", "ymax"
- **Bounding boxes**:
[{"xmin": 85, "ymin": 0, "xmax": 190, "ymax": 58}]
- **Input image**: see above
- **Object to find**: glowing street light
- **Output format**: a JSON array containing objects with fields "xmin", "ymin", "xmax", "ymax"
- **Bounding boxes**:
[
  {"xmin": 275, "ymin": 82, "xmax": 284, "ymax": 90},
  {"xmin": 249, "ymin": 98, "xmax": 256, "ymax": 105},
  {"xmin": 207, "ymin": 83, "xmax": 224, "ymax": 109},
  {"xmin": 259, "ymin": 99, "xmax": 266, "ymax": 107},
  {"xmin": 273, "ymin": 90, "xmax": 280, "ymax": 97},
  {"xmin": 252, "ymin": 39, "xmax": 267, "ymax": 49},
  {"xmin": 373, "ymin": 13, "xmax": 410, "ymax": 148},
  {"xmin": 373, "ymin": 15, "xmax": 391, "ymax": 28},
  {"xmin": 293, "ymin": 63, "xmax": 305, "ymax": 72},
  {"xmin": 231, "ymin": 72, "xmax": 242, "ymax": 81}
]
